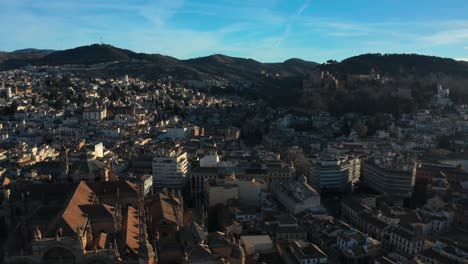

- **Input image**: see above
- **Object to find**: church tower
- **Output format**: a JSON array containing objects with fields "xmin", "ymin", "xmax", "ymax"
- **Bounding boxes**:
[
  {"xmin": 138, "ymin": 183, "xmax": 157, "ymax": 264},
  {"xmin": 138, "ymin": 223, "xmax": 157, "ymax": 264}
]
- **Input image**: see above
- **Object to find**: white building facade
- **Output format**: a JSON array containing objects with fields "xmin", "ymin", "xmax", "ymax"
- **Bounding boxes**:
[{"xmin": 152, "ymin": 151, "xmax": 190, "ymax": 190}]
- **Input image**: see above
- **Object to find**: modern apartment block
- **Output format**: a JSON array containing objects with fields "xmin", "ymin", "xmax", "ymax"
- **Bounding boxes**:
[
  {"xmin": 152, "ymin": 150, "xmax": 190, "ymax": 190},
  {"xmin": 270, "ymin": 177, "xmax": 323, "ymax": 214},
  {"xmin": 298, "ymin": 154, "xmax": 360, "ymax": 191},
  {"xmin": 362, "ymin": 154, "xmax": 416, "ymax": 199}
]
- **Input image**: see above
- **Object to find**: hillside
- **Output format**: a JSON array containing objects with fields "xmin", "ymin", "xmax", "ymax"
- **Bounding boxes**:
[
  {"xmin": 41, "ymin": 44, "xmax": 133, "ymax": 65},
  {"xmin": 12, "ymin": 49, "xmax": 55, "ymax": 54},
  {"xmin": 2, "ymin": 46, "xmax": 466, "ymax": 82},
  {"xmin": 0, "ymin": 44, "xmax": 181, "ymax": 70},
  {"xmin": 2, "ymin": 44, "xmax": 468, "ymax": 113},
  {"xmin": 0, "ymin": 49, "xmax": 54, "ymax": 63},
  {"xmin": 39, "ymin": 44, "xmax": 180, "ymax": 66},
  {"xmin": 320, "ymin": 53, "xmax": 468, "ymax": 77},
  {"xmin": 184, "ymin": 54, "xmax": 318, "ymax": 80},
  {"xmin": 298, "ymin": 53, "xmax": 468, "ymax": 115},
  {"xmin": 0, "ymin": 44, "xmax": 318, "ymax": 86}
]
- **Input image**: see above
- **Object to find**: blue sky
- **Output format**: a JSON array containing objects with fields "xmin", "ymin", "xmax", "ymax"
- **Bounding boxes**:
[{"xmin": 1, "ymin": 0, "xmax": 468, "ymax": 62}]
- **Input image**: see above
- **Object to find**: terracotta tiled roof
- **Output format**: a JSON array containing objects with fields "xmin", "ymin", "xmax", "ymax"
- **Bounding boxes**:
[
  {"xmin": 92, "ymin": 232, "xmax": 108, "ymax": 250},
  {"xmin": 149, "ymin": 193, "xmax": 181, "ymax": 225},
  {"xmin": 46, "ymin": 181, "xmax": 96, "ymax": 237},
  {"xmin": 124, "ymin": 206, "xmax": 140, "ymax": 254}
]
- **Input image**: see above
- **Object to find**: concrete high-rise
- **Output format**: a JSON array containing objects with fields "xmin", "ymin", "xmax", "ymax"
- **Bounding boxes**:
[
  {"xmin": 297, "ymin": 154, "xmax": 360, "ymax": 191},
  {"xmin": 152, "ymin": 150, "xmax": 190, "ymax": 190},
  {"xmin": 362, "ymin": 154, "xmax": 416, "ymax": 199}
]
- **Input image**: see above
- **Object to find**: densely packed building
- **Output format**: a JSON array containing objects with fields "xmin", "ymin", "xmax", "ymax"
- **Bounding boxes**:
[{"xmin": 0, "ymin": 66, "xmax": 468, "ymax": 264}]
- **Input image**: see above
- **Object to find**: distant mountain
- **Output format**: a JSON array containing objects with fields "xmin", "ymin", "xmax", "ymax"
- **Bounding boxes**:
[
  {"xmin": 0, "ymin": 44, "xmax": 319, "ymax": 84},
  {"xmin": 272, "ymin": 58, "xmax": 319, "ymax": 76},
  {"xmin": 42, "ymin": 44, "xmax": 133, "ymax": 65},
  {"xmin": 0, "ymin": 48, "xmax": 55, "ymax": 63},
  {"xmin": 185, "ymin": 54, "xmax": 318, "ymax": 80},
  {"xmin": 2, "ymin": 46, "xmax": 467, "ymax": 80},
  {"xmin": 320, "ymin": 53, "xmax": 468, "ymax": 77},
  {"xmin": 2, "ymin": 44, "xmax": 468, "ymax": 114},
  {"xmin": 12, "ymin": 48, "xmax": 56, "ymax": 54},
  {"xmin": 39, "ymin": 44, "xmax": 179, "ymax": 66},
  {"xmin": 0, "ymin": 44, "xmax": 183, "ymax": 74}
]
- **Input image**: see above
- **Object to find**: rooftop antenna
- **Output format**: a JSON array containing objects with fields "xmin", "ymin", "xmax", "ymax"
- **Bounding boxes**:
[{"xmin": 100, "ymin": 37, "xmax": 104, "ymax": 45}]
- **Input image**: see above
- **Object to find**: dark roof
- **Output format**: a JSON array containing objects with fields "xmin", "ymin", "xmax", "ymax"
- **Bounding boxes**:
[
  {"xmin": 80, "ymin": 204, "xmax": 115, "ymax": 220},
  {"xmin": 188, "ymin": 244, "xmax": 213, "ymax": 260},
  {"xmin": 11, "ymin": 182, "xmax": 75, "ymax": 202},
  {"xmin": 393, "ymin": 227, "xmax": 423, "ymax": 242},
  {"xmin": 180, "ymin": 222, "xmax": 207, "ymax": 244},
  {"xmin": 375, "ymin": 256, "xmax": 397, "ymax": 264},
  {"xmin": 148, "ymin": 193, "xmax": 182, "ymax": 225},
  {"xmin": 418, "ymin": 248, "xmax": 459, "ymax": 264},
  {"xmin": 208, "ymin": 232, "xmax": 231, "ymax": 249},
  {"xmin": 88, "ymin": 180, "xmax": 138, "ymax": 196},
  {"xmin": 342, "ymin": 198, "xmax": 369, "ymax": 213},
  {"xmin": 276, "ymin": 214, "xmax": 298, "ymax": 226}
]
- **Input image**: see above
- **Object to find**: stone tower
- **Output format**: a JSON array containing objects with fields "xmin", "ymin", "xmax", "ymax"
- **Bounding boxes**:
[
  {"xmin": 138, "ymin": 184, "xmax": 157, "ymax": 264},
  {"xmin": 138, "ymin": 223, "xmax": 157, "ymax": 264},
  {"xmin": 230, "ymin": 238, "xmax": 245, "ymax": 264}
]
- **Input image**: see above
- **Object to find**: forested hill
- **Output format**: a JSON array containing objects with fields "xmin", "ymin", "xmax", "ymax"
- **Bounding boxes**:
[
  {"xmin": 320, "ymin": 53, "xmax": 468, "ymax": 77},
  {"xmin": 293, "ymin": 53, "xmax": 468, "ymax": 115},
  {"xmin": 2, "ymin": 45, "xmax": 468, "ymax": 115}
]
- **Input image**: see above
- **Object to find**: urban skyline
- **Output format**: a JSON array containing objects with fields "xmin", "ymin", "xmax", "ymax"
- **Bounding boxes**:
[{"xmin": 1, "ymin": 1, "xmax": 468, "ymax": 264}]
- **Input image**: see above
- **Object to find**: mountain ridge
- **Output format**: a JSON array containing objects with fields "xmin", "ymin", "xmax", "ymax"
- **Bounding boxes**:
[
  {"xmin": 0, "ymin": 48, "xmax": 55, "ymax": 63},
  {"xmin": 2, "ymin": 44, "xmax": 468, "ymax": 113},
  {"xmin": 0, "ymin": 44, "xmax": 318, "ymax": 66},
  {"xmin": 1, "ymin": 44, "xmax": 468, "ymax": 83},
  {"xmin": 0, "ymin": 44, "xmax": 320, "ymax": 82},
  {"xmin": 12, "ymin": 48, "xmax": 56, "ymax": 54}
]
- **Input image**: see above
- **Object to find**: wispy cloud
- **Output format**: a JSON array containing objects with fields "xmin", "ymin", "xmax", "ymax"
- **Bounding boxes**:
[
  {"xmin": 217, "ymin": 23, "xmax": 254, "ymax": 34},
  {"xmin": 140, "ymin": 0, "xmax": 185, "ymax": 28},
  {"xmin": 274, "ymin": 24, "xmax": 292, "ymax": 47},
  {"xmin": 296, "ymin": 0, "xmax": 311, "ymax": 16},
  {"xmin": 301, "ymin": 17, "xmax": 468, "ymax": 49},
  {"xmin": 422, "ymin": 29, "xmax": 468, "ymax": 45},
  {"xmin": 182, "ymin": 1, "xmax": 286, "ymax": 25},
  {"xmin": 1, "ymin": 0, "xmax": 468, "ymax": 62},
  {"xmin": 274, "ymin": 0, "xmax": 311, "ymax": 47},
  {"xmin": 303, "ymin": 19, "xmax": 418, "ymax": 40}
]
